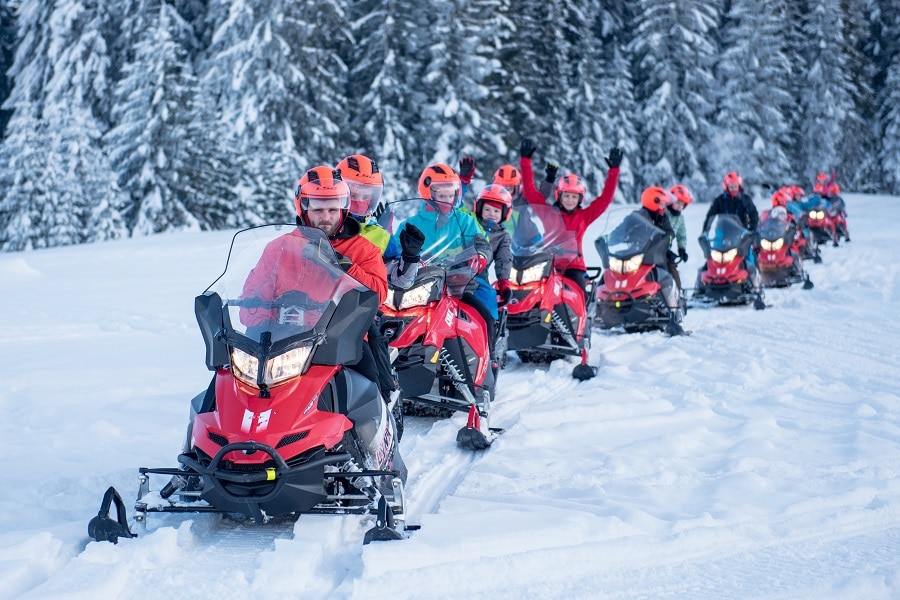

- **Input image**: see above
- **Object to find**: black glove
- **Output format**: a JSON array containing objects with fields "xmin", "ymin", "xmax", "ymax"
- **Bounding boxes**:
[
  {"xmin": 399, "ymin": 224, "xmax": 425, "ymax": 262},
  {"xmin": 458, "ymin": 156, "xmax": 476, "ymax": 185},
  {"xmin": 334, "ymin": 252, "xmax": 353, "ymax": 272},
  {"xmin": 605, "ymin": 147, "xmax": 623, "ymax": 169},
  {"xmin": 678, "ymin": 248, "xmax": 689, "ymax": 262},
  {"xmin": 544, "ymin": 162, "xmax": 558, "ymax": 183},
  {"xmin": 520, "ymin": 138, "xmax": 537, "ymax": 159}
]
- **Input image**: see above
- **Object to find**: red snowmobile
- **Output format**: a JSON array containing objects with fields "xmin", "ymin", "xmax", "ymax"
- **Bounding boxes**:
[
  {"xmin": 89, "ymin": 225, "xmax": 407, "ymax": 545},
  {"xmin": 826, "ymin": 196, "xmax": 850, "ymax": 246},
  {"xmin": 595, "ymin": 211, "xmax": 686, "ymax": 335},
  {"xmin": 806, "ymin": 199, "xmax": 832, "ymax": 247},
  {"xmin": 379, "ymin": 200, "xmax": 498, "ymax": 450},
  {"xmin": 692, "ymin": 214, "xmax": 766, "ymax": 310},
  {"xmin": 755, "ymin": 208, "xmax": 814, "ymax": 289},
  {"xmin": 502, "ymin": 204, "xmax": 599, "ymax": 380}
]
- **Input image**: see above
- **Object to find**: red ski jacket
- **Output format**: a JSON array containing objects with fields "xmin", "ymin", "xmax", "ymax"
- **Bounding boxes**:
[{"xmin": 520, "ymin": 157, "xmax": 620, "ymax": 272}]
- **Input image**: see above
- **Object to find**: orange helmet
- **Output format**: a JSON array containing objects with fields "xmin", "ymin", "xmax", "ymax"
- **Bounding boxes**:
[
  {"xmin": 771, "ymin": 188, "xmax": 791, "ymax": 208},
  {"xmin": 816, "ymin": 172, "xmax": 827, "ymax": 184},
  {"xmin": 828, "ymin": 183, "xmax": 840, "ymax": 196},
  {"xmin": 493, "ymin": 164, "xmax": 522, "ymax": 197},
  {"xmin": 640, "ymin": 186, "xmax": 672, "ymax": 214},
  {"xmin": 555, "ymin": 173, "xmax": 586, "ymax": 206},
  {"xmin": 475, "ymin": 184, "xmax": 513, "ymax": 223},
  {"xmin": 789, "ymin": 185, "xmax": 805, "ymax": 200},
  {"xmin": 336, "ymin": 154, "xmax": 384, "ymax": 216},
  {"xmin": 722, "ymin": 171, "xmax": 742, "ymax": 195},
  {"xmin": 294, "ymin": 165, "xmax": 350, "ymax": 216},
  {"xmin": 669, "ymin": 184, "xmax": 693, "ymax": 206},
  {"xmin": 418, "ymin": 164, "xmax": 461, "ymax": 206}
]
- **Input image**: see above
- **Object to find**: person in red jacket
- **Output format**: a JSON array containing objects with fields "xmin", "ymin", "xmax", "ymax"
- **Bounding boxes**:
[{"xmin": 518, "ymin": 137, "xmax": 623, "ymax": 295}]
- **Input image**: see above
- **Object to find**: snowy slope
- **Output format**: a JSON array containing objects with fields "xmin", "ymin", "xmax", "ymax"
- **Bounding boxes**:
[{"xmin": 1, "ymin": 194, "xmax": 898, "ymax": 599}]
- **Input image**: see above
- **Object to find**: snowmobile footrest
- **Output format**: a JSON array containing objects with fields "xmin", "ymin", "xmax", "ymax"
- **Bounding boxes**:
[
  {"xmin": 88, "ymin": 486, "xmax": 137, "ymax": 544},
  {"xmin": 363, "ymin": 496, "xmax": 405, "ymax": 544}
]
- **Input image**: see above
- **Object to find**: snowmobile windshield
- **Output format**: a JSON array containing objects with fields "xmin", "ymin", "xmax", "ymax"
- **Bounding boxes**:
[
  {"xmin": 509, "ymin": 204, "xmax": 578, "ymax": 269},
  {"xmin": 603, "ymin": 212, "xmax": 667, "ymax": 258},
  {"xmin": 704, "ymin": 214, "xmax": 750, "ymax": 251},
  {"xmin": 207, "ymin": 224, "xmax": 371, "ymax": 346},
  {"xmin": 383, "ymin": 199, "xmax": 483, "ymax": 266},
  {"xmin": 759, "ymin": 209, "xmax": 791, "ymax": 241}
]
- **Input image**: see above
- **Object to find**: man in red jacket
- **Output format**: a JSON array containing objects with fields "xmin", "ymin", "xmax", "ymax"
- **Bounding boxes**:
[{"xmin": 518, "ymin": 138, "xmax": 622, "ymax": 295}]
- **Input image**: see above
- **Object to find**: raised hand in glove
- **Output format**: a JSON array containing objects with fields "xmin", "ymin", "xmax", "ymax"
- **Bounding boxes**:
[
  {"xmin": 545, "ymin": 162, "xmax": 558, "ymax": 183},
  {"xmin": 605, "ymin": 147, "xmax": 624, "ymax": 169},
  {"xmin": 458, "ymin": 156, "xmax": 476, "ymax": 185},
  {"xmin": 520, "ymin": 138, "xmax": 537, "ymax": 159},
  {"xmin": 334, "ymin": 252, "xmax": 353, "ymax": 272},
  {"xmin": 468, "ymin": 253, "xmax": 488, "ymax": 274},
  {"xmin": 678, "ymin": 248, "xmax": 689, "ymax": 263},
  {"xmin": 399, "ymin": 223, "xmax": 425, "ymax": 262}
]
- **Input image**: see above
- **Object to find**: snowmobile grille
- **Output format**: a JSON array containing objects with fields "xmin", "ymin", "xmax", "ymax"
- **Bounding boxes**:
[
  {"xmin": 207, "ymin": 431, "xmax": 229, "ymax": 447},
  {"xmin": 276, "ymin": 431, "xmax": 309, "ymax": 448}
]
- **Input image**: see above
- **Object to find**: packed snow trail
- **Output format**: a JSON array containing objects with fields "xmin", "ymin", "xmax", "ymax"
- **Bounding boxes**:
[{"xmin": 2, "ymin": 195, "xmax": 899, "ymax": 599}]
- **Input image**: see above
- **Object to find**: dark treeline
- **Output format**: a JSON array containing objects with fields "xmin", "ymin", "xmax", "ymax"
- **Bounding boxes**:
[{"xmin": 0, "ymin": 0, "xmax": 897, "ymax": 251}]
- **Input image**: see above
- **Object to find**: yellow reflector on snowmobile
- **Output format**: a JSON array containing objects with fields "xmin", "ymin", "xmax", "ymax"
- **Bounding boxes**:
[
  {"xmin": 431, "ymin": 350, "xmax": 439, "ymax": 363},
  {"xmin": 266, "ymin": 468, "xmax": 276, "ymax": 481},
  {"xmin": 544, "ymin": 313, "xmax": 551, "ymax": 323},
  {"xmin": 615, "ymin": 301, "xmax": 621, "ymax": 308}
]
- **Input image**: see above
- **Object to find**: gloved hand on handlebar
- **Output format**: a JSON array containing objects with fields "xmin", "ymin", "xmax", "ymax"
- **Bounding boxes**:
[
  {"xmin": 468, "ymin": 253, "xmax": 488, "ymax": 274},
  {"xmin": 678, "ymin": 248, "xmax": 689, "ymax": 263}
]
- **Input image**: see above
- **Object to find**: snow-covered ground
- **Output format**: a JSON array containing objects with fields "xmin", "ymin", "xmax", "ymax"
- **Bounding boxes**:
[{"xmin": 1, "ymin": 194, "xmax": 898, "ymax": 599}]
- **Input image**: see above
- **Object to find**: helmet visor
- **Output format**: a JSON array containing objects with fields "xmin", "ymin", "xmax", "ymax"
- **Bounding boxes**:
[
  {"xmin": 430, "ymin": 181, "xmax": 460, "ymax": 205},
  {"xmin": 347, "ymin": 181, "xmax": 383, "ymax": 216}
]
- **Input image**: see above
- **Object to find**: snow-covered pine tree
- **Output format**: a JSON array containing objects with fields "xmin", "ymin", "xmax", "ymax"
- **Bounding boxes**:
[
  {"xmin": 713, "ymin": 0, "xmax": 794, "ymax": 191},
  {"xmin": 201, "ymin": 0, "xmax": 349, "ymax": 221},
  {"xmin": 43, "ymin": 0, "xmax": 125, "ymax": 243},
  {"xmin": 630, "ymin": 0, "xmax": 720, "ymax": 197},
  {"xmin": 571, "ymin": 0, "xmax": 637, "ymax": 202},
  {"xmin": 0, "ymin": 0, "xmax": 16, "ymax": 137},
  {"xmin": 796, "ymin": 0, "xmax": 854, "ymax": 184},
  {"xmin": 877, "ymin": 0, "xmax": 900, "ymax": 194},
  {"xmin": 431, "ymin": 0, "xmax": 510, "ymax": 193},
  {"xmin": 496, "ymin": 0, "xmax": 567, "ymax": 164},
  {"xmin": 105, "ymin": 0, "xmax": 203, "ymax": 235},
  {"xmin": 838, "ymin": 0, "xmax": 877, "ymax": 192},
  {"xmin": 0, "ymin": 102, "xmax": 59, "ymax": 250}
]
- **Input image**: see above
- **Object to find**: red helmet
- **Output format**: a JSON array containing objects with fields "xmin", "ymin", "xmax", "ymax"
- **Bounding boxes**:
[
  {"xmin": 641, "ymin": 186, "xmax": 672, "ymax": 214},
  {"xmin": 816, "ymin": 172, "xmax": 827, "ymax": 184},
  {"xmin": 813, "ymin": 183, "xmax": 825, "ymax": 194},
  {"xmin": 336, "ymin": 154, "xmax": 383, "ymax": 216},
  {"xmin": 418, "ymin": 164, "xmax": 461, "ymax": 206},
  {"xmin": 669, "ymin": 184, "xmax": 693, "ymax": 206},
  {"xmin": 555, "ymin": 173, "xmax": 586, "ymax": 206},
  {"xmin": 294, "ymin": 165, "xmax": 350, "ymax": 217},
  {"xmin": 493, "ymin": 164, "xmax": 522, "ymax": 198},
  {"xmin": 722, "ymin": 172, "xmax": 743, "ymax": 195},
  {"xmin": 828, "ymin": 183, "xmax": 840, "ymax": 196},
  {"xmin": 789, "ymin": 185, "xmax": 805, "ymax": 200},
  {"xmin": 475, "ymin": 184, "xmax": 513, "ymax": 223},
  {"xmin": 771, "ymin": 188, "xmax": 791, "ymax": 208}
]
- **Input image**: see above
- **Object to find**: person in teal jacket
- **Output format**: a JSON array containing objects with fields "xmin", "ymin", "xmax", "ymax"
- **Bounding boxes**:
[{"xmin": 396, "ymin": 163, "xmax": 497, "ymax": 350}]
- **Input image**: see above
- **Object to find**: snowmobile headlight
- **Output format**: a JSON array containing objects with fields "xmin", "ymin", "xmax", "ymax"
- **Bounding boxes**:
[
  {"xmin": 396, "ymin": 280, "xmax": 435, "ymax": 310},
  {"xmin": 264, "ymin": 345, "xmax": 314, "ymax": 386},
  {"xmin": 810, "ymin": 210, "xmax": 824, "ymax": 220},
  {"xmin": 231, "ymin": 345, "xmax": 314, "ymax": 388},
  {"xmin": 760, "ymin": 238, "xmax": 784, "ymax": 251},
  {"xmin": 512, "ymin": 261, "xmax": 550, "ymax": 284},
  {"xmin": 609, "ymin": 254, "xmax": 644, "ymax": 274},
  {"xmin": 711, "ymin": 248, "xmax": 738, "ymax": 264},
  {"xmin": 231, "ymin": 347, "xmax": 260, "ymax": 386}
]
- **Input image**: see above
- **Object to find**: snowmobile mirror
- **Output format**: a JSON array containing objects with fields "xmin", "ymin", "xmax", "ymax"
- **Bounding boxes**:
[{"xmin": 195, "ymin": 292, "xmax": 228, "ymax": 370}]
